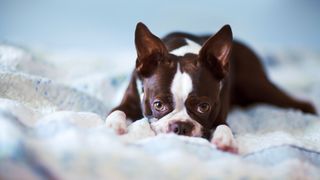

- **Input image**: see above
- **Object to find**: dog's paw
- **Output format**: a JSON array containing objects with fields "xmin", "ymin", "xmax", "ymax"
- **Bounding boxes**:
[
  {"xmin": 211, "ymin": 125, "xmax": 238, "ymax": 154},
  {"xmin": 105, "ymin": 110, "xmax": 128, "ymax": 135}
]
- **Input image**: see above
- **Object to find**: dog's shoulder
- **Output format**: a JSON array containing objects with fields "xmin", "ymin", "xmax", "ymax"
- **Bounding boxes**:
[{"xmin": 162, "ymin": 32, "xmax": 209, "ymax": 52}]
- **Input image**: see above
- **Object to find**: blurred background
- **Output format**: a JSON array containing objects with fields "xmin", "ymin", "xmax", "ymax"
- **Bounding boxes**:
[
  {"xmin": 1, "ymin": 0, "xmax": 319, "ymax": 56},
  {"xmin": 0, "ymin": 0, "xmax": 320, "ymax": 81}
]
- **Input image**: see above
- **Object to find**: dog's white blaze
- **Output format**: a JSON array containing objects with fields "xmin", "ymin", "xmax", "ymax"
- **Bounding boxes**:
[
  {"xmin": 150, "ymin": 65, "xmax": 203, "ymax": 136},
  {"xmin": 170, "ymin": 65, "xmax": 193, "ymax": 109},
  {"xmin": 170, "ymin": 39, "xmax": 201, "ymax": 56}
]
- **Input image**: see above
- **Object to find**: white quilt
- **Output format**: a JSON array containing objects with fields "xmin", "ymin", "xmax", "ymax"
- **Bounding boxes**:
[{"xmin": 1, "ymin": 44, "xmax": 320, "ymax": 179}]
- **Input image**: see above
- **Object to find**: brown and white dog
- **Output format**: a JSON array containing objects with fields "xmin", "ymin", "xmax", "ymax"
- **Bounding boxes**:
[{"xmin": 106, "ymin": 22, "xmax": 316, "ymax": 152}]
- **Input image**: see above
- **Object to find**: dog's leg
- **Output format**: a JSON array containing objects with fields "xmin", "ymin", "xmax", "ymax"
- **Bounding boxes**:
[
  {"xmin": 211, "ymin": 125, "xmax": 238, "ymax": 153},
  {"xmin": 106, "ymin": 71, "xmax": 143, "ymax": 135},
  {"xmin": 232, "ymin": 42, "xmax": 317, "ymax": 114}
]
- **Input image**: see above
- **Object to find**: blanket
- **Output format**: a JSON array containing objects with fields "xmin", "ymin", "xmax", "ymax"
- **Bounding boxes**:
[{"xmin": 1, "ymin": 44, "xmax": 320, "ymax": 179}]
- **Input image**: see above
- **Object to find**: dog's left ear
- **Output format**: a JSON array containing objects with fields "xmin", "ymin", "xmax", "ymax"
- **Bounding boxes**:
[
  {"xmin": 199, "ymin": 25, "xmax": 233, "ymax": 79},
  {"xmin": 135, "ymin": 22, "xmax": 168, "ymax": 77}
]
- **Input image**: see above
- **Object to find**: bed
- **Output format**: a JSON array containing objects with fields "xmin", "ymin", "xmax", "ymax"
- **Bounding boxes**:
[{"xmin": 1, "ymin": 44, "xmax": 320, "ymax": 179}]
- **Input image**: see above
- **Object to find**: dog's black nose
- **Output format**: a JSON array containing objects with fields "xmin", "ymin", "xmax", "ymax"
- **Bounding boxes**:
[{"xmin": 169, "ymin": 121, "xmax": 194, "ymax": 136}]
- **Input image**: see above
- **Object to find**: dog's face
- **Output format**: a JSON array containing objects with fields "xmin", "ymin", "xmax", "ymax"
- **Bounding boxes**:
[{"xmin": 134, "ymin": 23, "xmax": 232, "ymax": 139}]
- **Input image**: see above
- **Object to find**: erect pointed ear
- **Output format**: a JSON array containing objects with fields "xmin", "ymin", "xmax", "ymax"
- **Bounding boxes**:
[
  {"xmin": 135, "ymin": 22, "xmax": 168, "ymax": 77},
  {"xmin": 199, "ymin": 25, "xmax": 233, "ymax": 79}
]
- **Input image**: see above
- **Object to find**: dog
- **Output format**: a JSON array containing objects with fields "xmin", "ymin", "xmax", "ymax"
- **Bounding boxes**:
[{"xmin": 106, "ymin": 22, "xmax": 316, "ymax": 152}]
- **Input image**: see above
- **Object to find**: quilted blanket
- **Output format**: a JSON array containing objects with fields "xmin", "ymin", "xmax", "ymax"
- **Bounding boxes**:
[{"xmin": 1, "ymin": 44, "xmax": 320, "ymax": 179}]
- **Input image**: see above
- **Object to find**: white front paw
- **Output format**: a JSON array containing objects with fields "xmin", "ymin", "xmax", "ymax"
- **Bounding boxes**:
[
  {"xmin": 105, "ymin": 110, "xmax": 128, "ymax": 135},
  {"xmin": 211, "ymin": 125, "xmax": 238, "ymax": 153}
]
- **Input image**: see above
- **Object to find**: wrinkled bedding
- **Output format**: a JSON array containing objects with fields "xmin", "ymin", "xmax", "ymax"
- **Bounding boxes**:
[{"xmin": 1, "ymin": 44, "xmax": 320, "ymax": 179}]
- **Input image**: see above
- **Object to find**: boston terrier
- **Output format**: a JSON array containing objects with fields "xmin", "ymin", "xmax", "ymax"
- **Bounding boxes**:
[{"xmin": 106, "ymin": 22, "xmax": 316, "ymax": 152}]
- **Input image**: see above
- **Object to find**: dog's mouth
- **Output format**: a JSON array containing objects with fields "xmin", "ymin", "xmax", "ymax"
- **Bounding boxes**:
[{"xmin": 148, "ymin": 118, "xmax": 205, "ymax": 138}]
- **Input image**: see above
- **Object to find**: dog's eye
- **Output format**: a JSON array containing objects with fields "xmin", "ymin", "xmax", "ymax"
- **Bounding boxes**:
[
  {"xmin": 197, "ymin": 103, "xmax": 210, "ymax": 113},
  {"xmin": 153, "ymin": 100, "xmax": 166, "ymax": 111}
]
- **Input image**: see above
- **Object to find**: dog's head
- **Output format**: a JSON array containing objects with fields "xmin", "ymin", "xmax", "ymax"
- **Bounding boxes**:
[{"xmin": 135, "ymin": 22, "xmax": 233, "ymax": 139}]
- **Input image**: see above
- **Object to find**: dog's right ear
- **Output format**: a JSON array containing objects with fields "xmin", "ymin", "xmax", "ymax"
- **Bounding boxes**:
[{"xmin": 135, "ymin": 22, "xmax": 168, "ymax": 77}]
